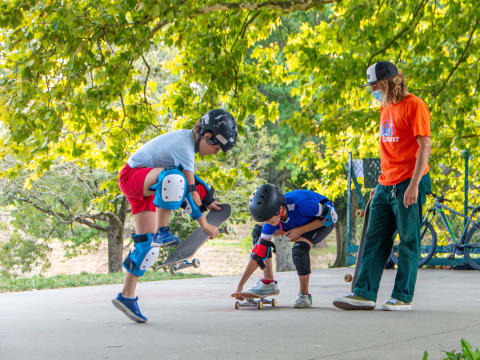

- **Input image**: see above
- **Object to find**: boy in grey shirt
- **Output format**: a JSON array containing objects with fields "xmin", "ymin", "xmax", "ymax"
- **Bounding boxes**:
[{"xmin": 113, "ymin": 109, "xmax": 237, "ymax": 323}]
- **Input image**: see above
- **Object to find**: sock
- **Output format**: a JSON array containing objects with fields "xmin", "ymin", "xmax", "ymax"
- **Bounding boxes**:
[
  {"xmin": 121, "ymin": 294, "xmax": 136, "ymax": 300},
  {"xmin": 262, "ymin": 278, "xmax": 274, "ymax": 284}
]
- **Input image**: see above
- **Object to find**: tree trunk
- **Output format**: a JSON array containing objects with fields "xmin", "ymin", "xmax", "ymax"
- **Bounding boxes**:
[
  {"xmin": 275, "ymin": 235, "xmax": 295, "ymax": 272},
  {"xmin": 107, "ymin": 196, "xmax": 129, "ymax": 273},
  {"xmin": 107, "ymin": 222, "xmax": 124, "ymax": 273}
]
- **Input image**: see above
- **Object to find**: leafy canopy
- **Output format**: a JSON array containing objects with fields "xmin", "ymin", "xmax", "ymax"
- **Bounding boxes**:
[{"xmin": 1, "ymin": 0, "xmax": 479, "ymax": 206}]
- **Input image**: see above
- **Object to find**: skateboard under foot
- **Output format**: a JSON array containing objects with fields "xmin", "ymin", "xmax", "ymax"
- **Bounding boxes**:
[{"xmin": 231, "ymin": 292, "xmax": 278, "ymax": 310}]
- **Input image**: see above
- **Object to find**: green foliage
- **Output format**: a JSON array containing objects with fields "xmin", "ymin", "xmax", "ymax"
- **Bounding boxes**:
[
  {"xmin": 0, "ymin": 161, "xmax": 122, "ymax": 275},
  {"xmin": 240, "ymin": 233, "xmax": 254, "ymax": 255},
  {"xmin": 169, "ymin": 210, "xmax": 198, "ymax": 241},
  {"xmin": 0, "ymin": 231, "xmax": 50, "ymax": 277},
  {"xmin": 0, "ymin": 271, "xmax": 208, "ymax": 293},
  {"xmin": 1, "ymin": 0, "xmax": 479, "ymax": 200},
  {"xmin": 424, "ymin": 339, "xmax": 480, "ymax": 360}
]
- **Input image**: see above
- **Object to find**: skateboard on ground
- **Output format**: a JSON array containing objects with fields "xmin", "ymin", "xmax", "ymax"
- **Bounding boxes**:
[
  {"xmin": 161, "ymin": 203, "xmax": 231, "ymax": 274},
  {"xmin": 231, "ymin": 292, "xmax": 278, "ymax": 310},
  {"xmin": 344, "ymin": 196, "xmax": 372, "ymax": 292}
]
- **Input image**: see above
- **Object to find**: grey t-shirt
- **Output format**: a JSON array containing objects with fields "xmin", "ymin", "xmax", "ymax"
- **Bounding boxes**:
[{"xmin": 127, "ymin": 130, "xmax": 195, "ymax": 172}]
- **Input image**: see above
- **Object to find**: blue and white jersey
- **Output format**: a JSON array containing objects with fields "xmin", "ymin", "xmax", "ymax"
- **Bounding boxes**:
[
  {"xmin": 127, "ymin": 130, "xmax": 195, "ymax": 172},
  {"xmin": 260, "ymin": 190, "xmax": 337, "ymax": 240}
]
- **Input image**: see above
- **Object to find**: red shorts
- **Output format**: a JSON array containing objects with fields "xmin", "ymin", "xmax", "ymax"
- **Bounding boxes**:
[{"xmin": 119, "ymin": 164, "xmax": 156, "ymax": 215}]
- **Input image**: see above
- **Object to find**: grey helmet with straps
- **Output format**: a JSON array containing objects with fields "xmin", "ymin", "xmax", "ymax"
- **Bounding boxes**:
[{"xmin": 195, "ymin": 109, "xmax": 238, "ymax": 153}]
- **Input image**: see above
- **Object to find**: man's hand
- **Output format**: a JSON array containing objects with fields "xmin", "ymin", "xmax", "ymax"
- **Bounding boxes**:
[
  {"xmin": 285, "ymin": 228, "xmax": 303, "ymax": 242},
  {"xmin": 403, "ymin": 183, "xmax": 419, "ymax": 208},
  {"xmin": 207, "ymin": 200, "xmax": 221, "ymax": 211}
]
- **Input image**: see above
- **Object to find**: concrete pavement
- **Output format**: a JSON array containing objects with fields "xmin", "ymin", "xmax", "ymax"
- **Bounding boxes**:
[{"xmin": 1, "ymin": 268, "xmax": 479, "ymax": 360}]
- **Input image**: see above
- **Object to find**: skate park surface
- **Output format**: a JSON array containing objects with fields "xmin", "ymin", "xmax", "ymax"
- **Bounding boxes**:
[{"xmin": 1, "ymin": 268, "xmax": 479, "ymax": 360}]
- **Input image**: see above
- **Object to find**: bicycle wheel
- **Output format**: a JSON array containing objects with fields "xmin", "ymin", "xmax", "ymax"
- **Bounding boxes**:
[
  {"xmin": 463, "ymin": 223, "xmax": 480, "ymax": 271},
  {"xmin": 389, "ymin": 222, "xmax": 437, "ymax": 267}
]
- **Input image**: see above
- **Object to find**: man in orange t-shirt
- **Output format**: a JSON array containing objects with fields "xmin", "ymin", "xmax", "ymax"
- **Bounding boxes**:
[{"xmin": 334, "ymin": 61, "xmax": 431, "ymax": 311}]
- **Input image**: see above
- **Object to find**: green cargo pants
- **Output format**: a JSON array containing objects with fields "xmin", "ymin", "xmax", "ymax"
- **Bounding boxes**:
[{"xmin": 353, "ymin": 173, "xmax": 431, "ymax": 303}]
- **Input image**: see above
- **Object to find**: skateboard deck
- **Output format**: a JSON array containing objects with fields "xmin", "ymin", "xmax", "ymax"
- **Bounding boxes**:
[
  {"xmin": 344, "ymin": 196, "xmax": 372, "ymax": 292},
  {"xmin": 231, "ymin": 292, "xmax": 278, "ymax": 310},
  {"xmin": 161, "ymin": 203, "xmax": 231, "ymax": 273}
]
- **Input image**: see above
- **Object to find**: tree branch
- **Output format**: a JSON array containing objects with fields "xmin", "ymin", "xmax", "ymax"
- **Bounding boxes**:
[
  {"xmin": 141, "ymin": 54, "xmax": 151, "ymax": 105},
  {"xmin": 433, "ymin": 19, "xmax": 478, "ymax": 97},
  {"xmin": 367, "ymin": 0, "xmax": 428, "ymax": 65},
  {"xmin": 13, "ymin": 195, "xmax": 109, "ymax": 232},
  {"xmin": 231, "ymin": 11, "xmax": 261, "ymax": 51},
  {"xmin": 149, "ymin": 0, "xmax": 337, "ymax": 38},
  {"xmin": 195, "ymin": 0, "xmax": 336, "ymax": 14}
]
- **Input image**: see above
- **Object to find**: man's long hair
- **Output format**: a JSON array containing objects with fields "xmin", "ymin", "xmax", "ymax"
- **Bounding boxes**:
[{"xmin": 379, "ymin": 73, "xmax": 408, "ymax": 106}]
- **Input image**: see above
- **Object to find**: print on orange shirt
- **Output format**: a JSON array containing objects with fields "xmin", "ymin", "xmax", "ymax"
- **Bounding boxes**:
[
  {"xmin": 380, "ymin": 119, "xmax": 399, "ymax": 143},
  {"xmin": 378, "ymin": 94, "xmax": 431, "ymax": 186}
]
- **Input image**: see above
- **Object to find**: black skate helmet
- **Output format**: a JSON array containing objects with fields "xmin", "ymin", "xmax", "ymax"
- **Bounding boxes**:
[
  {"xmin": 196, "ymin": 109, "xmax": 238, "ymax": 152},
  {"xmin": 249, "ymin": 184, "xmax": 286, "ymax": 222}
]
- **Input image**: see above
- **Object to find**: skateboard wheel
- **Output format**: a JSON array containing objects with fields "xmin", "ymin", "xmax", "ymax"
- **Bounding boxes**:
[
  {"xmin": 223, "ymin": 225, "xmax": 232, "ymax": 235},
  {"xmin": 257, "ymin": 301, "xmax": 263, "ymax": 310},
  {"xmin": 356, "ymin": 209, "xmax": 365, "ymax": 218},
  {"xmin": 272, "ymin": 298, "xmax": 277, "ymax": 307},
  {"xmin": 234, "ymin": 301, "xmax": 240, "ymax": 310},
  {"xmin": 344, "ymin": 274, "xmax": 353, "ymax": 282},
  {"xmin": 192, "ymin": 258, "xmax": 201, "ymax": 268},
  {"xmin": 170, "ymin": 265, "xmax": 178, "ymax": 274}
]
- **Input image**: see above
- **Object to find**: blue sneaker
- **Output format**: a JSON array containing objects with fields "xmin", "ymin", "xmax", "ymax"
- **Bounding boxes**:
[
  {"xmin": 152, "ymin": 226, "xmax": 181, "ymax": 247},
  {"xmin": 112, "ymin": 293, "xmax": 147, "ymax": 323}
]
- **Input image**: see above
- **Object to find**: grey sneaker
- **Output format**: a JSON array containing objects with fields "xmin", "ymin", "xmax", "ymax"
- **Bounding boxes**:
[
  {"xmin": 382, "ymin": 298, "xmax": 412, "ymax": 311},
  {"xmin": 332, "ymin": 293, "xmax": 376, "ymax": 310},
  {"xmin": 246, "ymin": 279, "xmax": 280, "ymax": 296},
  {"xmin": 294, "ymin": 293, "xmax": 312, "ymax": 308}
]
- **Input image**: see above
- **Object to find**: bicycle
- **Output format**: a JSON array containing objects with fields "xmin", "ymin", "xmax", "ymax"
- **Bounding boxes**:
[{"xmin": 389, "ymin": 193, "xmax": 480, "ymax": 270}]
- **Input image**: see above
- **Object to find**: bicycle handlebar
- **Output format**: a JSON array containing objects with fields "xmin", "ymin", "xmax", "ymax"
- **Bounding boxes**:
[{"xmin": 430, "ymin": 192, "xmax": 450, "ymax": 203}]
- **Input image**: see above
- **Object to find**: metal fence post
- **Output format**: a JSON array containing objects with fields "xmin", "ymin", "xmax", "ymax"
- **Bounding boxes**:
[
  {"xmin": 465, "ymin": 148, "xmax": 469, "ymax": 225},
  {"xmin": 346, "ymin": 153, "xmax": 352, "ymax": 264}
]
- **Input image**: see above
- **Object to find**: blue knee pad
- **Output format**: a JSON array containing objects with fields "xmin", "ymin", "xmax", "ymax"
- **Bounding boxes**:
[
  {"xmin": 122, "ymin": 234, "xmax": 160, "ymax": 277},
  {"xmin": 151, "ymin": 165, "xmax": 187, "ymax": 210},
  {"xmin": 292, "ymin": 242, "xmax": 311, "ymax": 276}
]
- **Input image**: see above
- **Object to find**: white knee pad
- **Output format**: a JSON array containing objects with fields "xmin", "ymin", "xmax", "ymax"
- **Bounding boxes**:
[{"xmin": 152, "ymin": 166, "xmax": 187, "ymax": 209}]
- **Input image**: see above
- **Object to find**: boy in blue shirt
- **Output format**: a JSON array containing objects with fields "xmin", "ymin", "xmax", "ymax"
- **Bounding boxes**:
[{"xmin": 234, "ymin": 184, "xmax": 337, "ymax": 307}]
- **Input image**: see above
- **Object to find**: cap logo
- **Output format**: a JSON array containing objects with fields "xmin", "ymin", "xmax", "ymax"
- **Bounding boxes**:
[{"xmin": 215, "ymin": 134, "xmax": 228, "ymax": 145}]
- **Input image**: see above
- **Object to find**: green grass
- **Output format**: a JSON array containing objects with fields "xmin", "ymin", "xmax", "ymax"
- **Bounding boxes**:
[
  {"xmin": 0, "ymin": 271, "xmax": 209, "ymax": 293},
  {"xmin": 311, "ymin": 243, "xmax": 337, "ymax": 255},
  {"xmin": 208, "ymin": 239, "xmax": 243, "ymax": 247}
]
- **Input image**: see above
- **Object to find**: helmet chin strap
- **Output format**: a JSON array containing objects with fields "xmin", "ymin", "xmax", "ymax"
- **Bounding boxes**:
[{"xmin": 194, "ymin": 130, "xmax": 202, "ymax": 153}]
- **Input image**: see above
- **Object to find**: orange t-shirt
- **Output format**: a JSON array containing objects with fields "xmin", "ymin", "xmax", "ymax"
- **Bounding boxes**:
[{"xmin": 378, "ymin": 94, "xmax": 431, "ymax": 186}]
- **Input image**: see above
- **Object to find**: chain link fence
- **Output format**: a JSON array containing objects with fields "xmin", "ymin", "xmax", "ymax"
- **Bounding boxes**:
[{"xmin": 345, "ymin": 156, "xmax": 381, "ymax": 266}]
